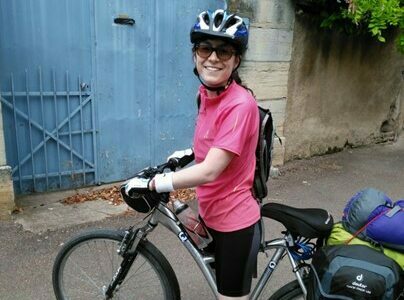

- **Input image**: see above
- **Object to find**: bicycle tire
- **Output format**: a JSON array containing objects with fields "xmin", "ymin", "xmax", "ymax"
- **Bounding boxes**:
[
  {"xmin": 268, "ymin": 278, "xmax": 308, "ymax": 300},
  {"xmin": 52, "ymin": 229, "xmax": 180, "ymax": 300}
]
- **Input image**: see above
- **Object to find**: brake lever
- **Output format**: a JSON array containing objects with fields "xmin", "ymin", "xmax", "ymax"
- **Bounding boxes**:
[
  {"xmin": 168, "ymin": 153, "xmax": 195, "ymax": 169},
  {"xmin": 133, "ymin": 161, "xmax": 176, "ymax": 181},
  {"xmin": 167, "ymin": 159, "xmax": 179, "ymax": 171},
  {"xmin": 156, "ymin": 161, "xmax": 176, "ymax": 173}
]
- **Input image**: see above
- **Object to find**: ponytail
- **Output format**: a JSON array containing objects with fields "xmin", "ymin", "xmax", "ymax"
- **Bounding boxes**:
[{"xmin": 232, "ymin": 69, "xmax": 255, "ymax": 97}]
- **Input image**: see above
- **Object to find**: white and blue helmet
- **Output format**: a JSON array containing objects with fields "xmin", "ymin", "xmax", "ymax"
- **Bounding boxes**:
[{"xmin": 190, "ymin": 9, "xmax": 249, "ymax": 54}]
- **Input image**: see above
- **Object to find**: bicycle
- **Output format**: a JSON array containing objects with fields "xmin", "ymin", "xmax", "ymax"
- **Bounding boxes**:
[{"xmin": 52, "ymin": 159, "xmax": 334, "ymax": 300}]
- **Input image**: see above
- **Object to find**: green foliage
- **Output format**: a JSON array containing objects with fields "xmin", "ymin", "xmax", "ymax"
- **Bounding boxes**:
[{"xmin": 307, "ymin": 0, "xmax": 404, "ymax": 53}]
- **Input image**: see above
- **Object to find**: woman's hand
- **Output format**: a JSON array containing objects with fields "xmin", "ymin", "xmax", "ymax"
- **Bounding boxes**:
[
  {"xmin": 148, "ymin": 178, "xmax": 156, "ymax": 191},
  {"xmin": 149, "ymin": 173, "xmax": 174, "ymax": 193}
]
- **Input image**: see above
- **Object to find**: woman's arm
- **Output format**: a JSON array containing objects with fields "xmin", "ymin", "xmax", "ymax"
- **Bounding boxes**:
[
  {"xmin": 150, "ymin": 147, "xmax": 234, "ymax": 191},
  {"xmin": 173, "ymin": 147, "xmax": 234, "ymax": 189}
]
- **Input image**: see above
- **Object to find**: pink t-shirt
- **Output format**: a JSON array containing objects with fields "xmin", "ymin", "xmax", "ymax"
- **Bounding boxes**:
[{"xmin": 193, "ymin": 81, "xmax": 260, "ymax": 232}]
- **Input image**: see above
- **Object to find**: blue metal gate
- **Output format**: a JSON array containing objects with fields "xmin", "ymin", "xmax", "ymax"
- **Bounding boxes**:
[
  {"xmin": 0, "ymin": 0, "xmax": 222, "ymax": 194},
  {"xmin": 0, "ymin": 0, "xmax": 95, "ymax": 194},
  {"xmin": 0, "ymin": 70, "xmax": 96, "ymax": 193}
]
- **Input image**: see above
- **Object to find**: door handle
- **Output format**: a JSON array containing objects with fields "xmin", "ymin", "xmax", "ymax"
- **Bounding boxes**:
[{"xmin": 114, "ymin": 15, "xmax": 135, "ymax": 26}]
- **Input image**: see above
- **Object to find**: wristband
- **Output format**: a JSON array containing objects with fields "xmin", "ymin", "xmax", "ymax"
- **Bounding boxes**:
[{"xmin": 154, "ymin": 172, "xmax": 174, "ymax": 193}]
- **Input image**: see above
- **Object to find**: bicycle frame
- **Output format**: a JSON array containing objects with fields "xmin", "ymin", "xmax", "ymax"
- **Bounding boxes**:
[
  {"xmin": 127, "ymin": 201, "xmax": 308, "ymax": 300},
  {"xmin": 251, "ymin": 237, "xmax": 308, "ymax": 299}
]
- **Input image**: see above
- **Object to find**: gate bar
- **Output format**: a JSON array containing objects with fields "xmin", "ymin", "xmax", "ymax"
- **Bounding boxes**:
[
  {"xmin": 10, "ymin": 74, "xmax": 23, "ymax": 192},
  {"xmin": 53, "ymin": 70, "xmax": 62, "ymax": 189},
  {"xmin": 1, "ymin": 91, "xmax": 85, "ymax": 97},
  {"xmin": 14, "ymin": 168, "xmax": 95, "ymax": 181},
  {"xmin": 59, "ymin": 130, "xmax": 94, "ymax": 136},
  {"xmin": 39, "ymin": 67, "xmax": 49, "ymax": 189},
  {"xmin": 78, "ymin": 76, "xmax": 86, "ymax": 185},
  {"xmin": 25, "ymin": 70, "xmax": 37, "ymax": 191},
  {"xmin": 66, "ymin": 71, "xmax": 74, "ymax": 176},
  {"xmin": 90, "ymin": 79, "xmax": 98, "ymax": 184}
]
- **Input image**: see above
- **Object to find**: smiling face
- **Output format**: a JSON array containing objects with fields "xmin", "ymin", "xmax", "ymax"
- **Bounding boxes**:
[{"xmin": 194, "ymin": 39, "xmax": 240, "ymax": 90}]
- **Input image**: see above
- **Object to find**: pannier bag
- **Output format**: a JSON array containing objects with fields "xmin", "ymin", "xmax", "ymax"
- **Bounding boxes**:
[
  {"xmin": 342, "ymin": 188, "xmax": 404, "ymax": 252},
  {"xmin": 308, "ymin": 244, "xmax": 404, "ymax": 300},
  {"xmin": 327, "ymin": 223, "xmax": 404, "ymax": 269}
]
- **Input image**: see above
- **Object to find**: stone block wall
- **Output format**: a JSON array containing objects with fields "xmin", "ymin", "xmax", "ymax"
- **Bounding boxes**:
[
  {"xmin": 233, "ymin": 0, "xmax": 295, "ymax": 166},
  {"xmin": 0, "ymin": 105, "xmax": 5, "ymax": 167},
  {"xmin": 0, "ymin": 104, "xmax": 14, "ymax": 219},
  {"xmin": 285, "ymin": 15, "xmax": 404, "ymax": 160},
  {"xmin": 0, "ymin": 166, "xmax": 14, "ymax": 219}
]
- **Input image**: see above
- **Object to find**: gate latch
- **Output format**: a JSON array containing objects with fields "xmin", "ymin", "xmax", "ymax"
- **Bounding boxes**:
[{"xmin": 114, "ymin": 14, "xmax": 135, "ymax": 26}]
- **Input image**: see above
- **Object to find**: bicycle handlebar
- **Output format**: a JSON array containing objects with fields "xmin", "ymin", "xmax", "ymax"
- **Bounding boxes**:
[
  {"xmin": 134, "ymin": 161, "xmax": 176, "ymax": 180},
  {"xmin": 134, "ymin": 153, "xmax": 195, "ymax": 180},
  {"xmin": 168, "ymin": 152, "xmax": 195, "ymax": 169},
  {"xmin": 121, "ymin": 154, "xmax": 195, "ymax": 206}
]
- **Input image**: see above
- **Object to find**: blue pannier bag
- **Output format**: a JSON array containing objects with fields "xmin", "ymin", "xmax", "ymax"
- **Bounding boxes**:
[{"xmin": 342, "ymin": 188, "xmax": 404, "ymax": 252}]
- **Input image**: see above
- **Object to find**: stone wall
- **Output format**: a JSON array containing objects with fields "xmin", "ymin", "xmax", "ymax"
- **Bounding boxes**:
[
  {"xmin": 285, "ymin": 14, "xmax": 404, "ymax": 160},
  {"xmin": 232, "ymin": 0, "xmax": 296, "ymax": 165},
  {"xmin": 0, "ymin": 103, "xmax": 14, "ymax": 219},
  {"xmin": 0, "ymin": 104, "xmax": 6, "ymax": 167}
]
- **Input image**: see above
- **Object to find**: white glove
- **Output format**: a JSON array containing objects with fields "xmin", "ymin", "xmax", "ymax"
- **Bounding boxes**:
[
  {"xmin": 124, "ymin": 177, "xmax": 149, "ymax": 197},
  {"xmin": 154, "ymin": 172, "xmax": 174, "ymax": 193},
  {"xmin": 167, "ymin": 148, "xmax": 194, "ymax": 162}
]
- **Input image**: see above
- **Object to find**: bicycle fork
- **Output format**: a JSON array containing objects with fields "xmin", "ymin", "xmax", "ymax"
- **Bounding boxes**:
[{"xmin": 104, "ymin": 223, "xmax": 155, "ymax": 299}]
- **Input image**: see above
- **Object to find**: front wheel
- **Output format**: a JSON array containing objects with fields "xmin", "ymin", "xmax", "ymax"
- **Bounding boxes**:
[
  {"xmin": 52, "ymin": 229, "xmax": 180, "ymax": 299},
  {"xmin": 268, "ymin": 278, "xmax": 308, "ymax": 300}
]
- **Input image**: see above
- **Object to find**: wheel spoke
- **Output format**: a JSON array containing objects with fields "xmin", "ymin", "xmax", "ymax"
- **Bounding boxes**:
[{"xmin": 53, "ymin": 230, "xmax": 178, "ymax": 300}]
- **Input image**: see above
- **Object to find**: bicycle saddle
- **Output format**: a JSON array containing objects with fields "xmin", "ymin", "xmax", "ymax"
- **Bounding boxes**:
[{"xmin": 261, "ymin": 202, "xmax": 333, "ymax": 238}]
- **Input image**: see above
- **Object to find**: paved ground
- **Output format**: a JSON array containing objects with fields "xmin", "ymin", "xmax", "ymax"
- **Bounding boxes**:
[{"xmin": 1, "ymin": 137, "xmax": 403, "ymax": 300}]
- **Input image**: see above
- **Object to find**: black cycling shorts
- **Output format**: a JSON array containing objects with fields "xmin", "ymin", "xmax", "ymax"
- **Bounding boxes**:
[{"xmin": 204, "ymin": 221, "xmax": 261, "ymax": 297}]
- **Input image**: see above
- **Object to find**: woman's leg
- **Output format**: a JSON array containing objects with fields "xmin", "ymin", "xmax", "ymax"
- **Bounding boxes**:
[{"xmin": 207, "ymin": 221, "xmax": 261, "ymax": 299}]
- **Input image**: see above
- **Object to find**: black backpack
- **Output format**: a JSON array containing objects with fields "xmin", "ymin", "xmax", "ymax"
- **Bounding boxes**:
[
  {"xmin": 197, "ymin": 95, "xmax": 276, "ymax": 201},
  {"xmin": 253, "ymin": 106, "xmax": 275, "ymax": 200}
]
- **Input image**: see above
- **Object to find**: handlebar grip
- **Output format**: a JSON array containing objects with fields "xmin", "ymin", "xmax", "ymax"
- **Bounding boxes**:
[{"xmin": 168, "ymin": 153, "xmax": 195, "ymax": 169}]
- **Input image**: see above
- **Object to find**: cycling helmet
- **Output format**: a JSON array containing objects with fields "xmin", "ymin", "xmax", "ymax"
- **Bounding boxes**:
[{"xmin": 190, "ymin": 9, "xmax": 248, "ymax": 54}]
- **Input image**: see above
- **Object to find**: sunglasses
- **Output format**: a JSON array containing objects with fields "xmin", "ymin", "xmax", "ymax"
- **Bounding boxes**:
[{"xmin": 195, "ymin": 43, "xmax": 236, "ymax": 61}]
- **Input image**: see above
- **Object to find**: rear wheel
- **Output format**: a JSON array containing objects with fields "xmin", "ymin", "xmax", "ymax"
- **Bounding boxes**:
[
  {"xmin": 268, "ymin": 278, "xmax": 308, "ymax": 300},
  {"xmin": 52, "ymin": 229, "xmax": 180, "ymax": 299}
]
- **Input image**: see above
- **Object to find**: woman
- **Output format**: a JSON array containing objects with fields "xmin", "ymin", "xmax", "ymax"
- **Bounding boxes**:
[{"xmin": 150, "ymin": 9, "xmax": 261, "ymax": 300}]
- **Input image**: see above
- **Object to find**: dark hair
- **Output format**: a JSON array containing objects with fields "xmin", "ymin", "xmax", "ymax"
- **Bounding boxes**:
[{"xmin": 232, "ymin": 70, "xmax": 255, "ymax": 97}]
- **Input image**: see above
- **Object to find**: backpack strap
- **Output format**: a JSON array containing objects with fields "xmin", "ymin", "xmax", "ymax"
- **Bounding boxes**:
[
  {"xmin": 196, "ymin": 93, "xmax": 201, "ymax": 111},
  {"xmin": 275, "ymin": 132, "xmax": 282, "ymax": 145}
]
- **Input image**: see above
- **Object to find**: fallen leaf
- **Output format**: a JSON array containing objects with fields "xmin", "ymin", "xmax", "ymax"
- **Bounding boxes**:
[
  {"xmin": 12, "ymin": 206, "xmax": 24, "ymax": 214},
  {"xmin": 62, "ymin": 186, "xmax": 196, "ymax": 207}
]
